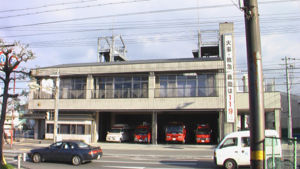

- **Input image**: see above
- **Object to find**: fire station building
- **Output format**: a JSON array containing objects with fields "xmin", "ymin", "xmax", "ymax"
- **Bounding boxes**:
[{"xmin": 27, "ymin": 23, "xmax": 281, "ymax": 144}]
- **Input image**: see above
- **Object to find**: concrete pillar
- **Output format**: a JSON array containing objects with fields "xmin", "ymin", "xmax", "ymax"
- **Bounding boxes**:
[
  {"xmin": 92, "ymin": 112, "xmax": 99, "ymax": 143},
  {"xmin": 86, "ymin": 75, "xmax": 93, "ymax": 99},
  {"xmin": 152, "ymin": 111, "xmax": 158, "ymax": 144},
  {"xmin": 274, "ymin": 109, "xmax": 281, "ymax": 137},
  {"xmin": 218, "ymin": 111, "xmax": 224, "ymax": 141},
  {"xmin": 34, "ymin": 120, "xmax": 39, "ymax": 139},
  {"xmin": 149, "ymin": 72, "xmax": 155, "ymax": 98}
]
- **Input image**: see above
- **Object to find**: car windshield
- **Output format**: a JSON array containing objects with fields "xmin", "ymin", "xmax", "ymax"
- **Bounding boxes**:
[
  {"xmin": 109, "ymin": 128, "xmax": 122, "ymax": 133},
  {"xmin": 76, "ymin": 142, "xmax": 89, "ymax": 148},
  {"xmin": 196, "ymin": 128, "xmax": 210, "ymax": 135},
  {"xmin": 166, "ymin": 126, "xmax": 183, "ymax": 134},
  {"xmin": 135, "ymin": 128, "xmax": 148, "ymax": 134}
]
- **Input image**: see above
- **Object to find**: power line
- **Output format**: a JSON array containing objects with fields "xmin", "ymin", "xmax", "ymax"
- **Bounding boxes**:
[
  {"xmin": 0, "ymin": 0, "xmax": 150, "ymax": 19},
  {"xmin": 0, "ymin": 4, "xmax": 241, "ymax": 30},
  {"xmin": 0, "ymin": 0, "xmax": 98, "ymax": 13}
]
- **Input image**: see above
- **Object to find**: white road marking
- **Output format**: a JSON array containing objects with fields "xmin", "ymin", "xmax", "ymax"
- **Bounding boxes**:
[{"xmin": 96, "ymin": 160, "xmax": 198, "ymax": 166}]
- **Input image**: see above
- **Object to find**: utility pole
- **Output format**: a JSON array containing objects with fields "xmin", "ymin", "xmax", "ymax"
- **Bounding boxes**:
[
  {"xmin": 283, "ymin": 56, "xmax": 295, "ymax": 139},
  {"xmin": 197, "ymin": 30, "xmax": 201, "ymax": 58},
  {"xmin": 242, "ymin": 0, "xmax": 265, "ymax": 168},
  {"xmin": 51, "ymin": 70, "xmax": 60, "ymax": 143}
]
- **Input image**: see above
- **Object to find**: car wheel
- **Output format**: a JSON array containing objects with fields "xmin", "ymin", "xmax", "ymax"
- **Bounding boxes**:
[
  {"xmin": 32, "ymin": 153, "xmax": 41, "ymax": 163},
  {"xmin": 72, "ymin": 155, "xmax": 81, "ymax": 166},
  {"xmin": 224, "ymin": 159, "xmax": 237, "ymax": 169}
]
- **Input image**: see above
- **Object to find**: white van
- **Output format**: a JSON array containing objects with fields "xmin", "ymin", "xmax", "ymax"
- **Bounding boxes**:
[
  {"xmin": 106, "ymin": 124, "xmax": 132, "ymax": 142},
  {"xmin": 214, "ymin": 130, "xmax": 282, "ymax": 169}
]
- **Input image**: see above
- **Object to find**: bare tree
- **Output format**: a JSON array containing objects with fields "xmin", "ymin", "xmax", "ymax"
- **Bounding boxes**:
[{"xmin": 0, "ymin": 39, "xmax": 34, "ymax": 166}]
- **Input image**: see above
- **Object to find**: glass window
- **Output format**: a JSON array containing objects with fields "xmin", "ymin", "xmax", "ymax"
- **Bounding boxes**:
[
  {"xmin": 60, "ymin": 124, "xmax": 70, "ymax": 134},
  {"xmin": 242, "ymin": 137, "xmax": 250, "ymax": 147},
  {"xmin": 47, "ymin": 124, "xmax": 54, "ymax": 133},
  {"xmin": 60, "ymin": 77, "xmax": 86, "ymax": 99},
  {"xmin": 71, "ymin": 125, "xmax": 76, "ymax": 134},
  {"xmin": 221, "ymin": 138, "xmax": 237, "ymax": 148},
  {"xmin": 94, "ymin": 76, "xmax": 148, "ymax": 99},
  {"xmin": 77, "ymin": 125, "xmax": 85, "ymax": 134},
  {"xmin": 50, "ymin": 142, "xmax": 62, "ymax": 149}
]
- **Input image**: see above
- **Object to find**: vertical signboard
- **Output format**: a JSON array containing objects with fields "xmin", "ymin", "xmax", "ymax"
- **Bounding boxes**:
[{"xmin": 224, "ymin": 34, "xmax": 235, "ymax": 123}]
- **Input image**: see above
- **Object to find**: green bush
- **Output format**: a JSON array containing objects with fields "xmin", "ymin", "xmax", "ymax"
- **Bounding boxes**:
[{"xmin": 0, "ymin": 164, "xmax": 15, "ymax": 169}]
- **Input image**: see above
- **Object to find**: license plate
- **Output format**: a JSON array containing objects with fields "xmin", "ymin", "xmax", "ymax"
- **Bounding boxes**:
[{"xmin": 172, "ymin": 138, "xmax": 176, "ymax": 141}]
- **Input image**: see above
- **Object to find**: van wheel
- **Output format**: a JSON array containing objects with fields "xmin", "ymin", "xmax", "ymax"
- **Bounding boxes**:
[{"xmin": 224, "ymin": 159, "xmax": 237, "ymax": 169}]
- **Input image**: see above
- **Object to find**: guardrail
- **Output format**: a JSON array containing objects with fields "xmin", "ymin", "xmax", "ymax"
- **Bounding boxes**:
[{"xmin": 4, "ymin": 151, "xmax": 27, "ymax": 169}]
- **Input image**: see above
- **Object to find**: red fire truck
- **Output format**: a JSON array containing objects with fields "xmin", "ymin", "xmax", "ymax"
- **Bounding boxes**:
[
  {"xmin": 195, "ymin": 123, "xmax": 212, "ymax": 143},
  {"xmin": 165, "ymin": 123, "xmax": 186, "ymax": 143},
  {"xmin": 134, "ymin": 123, "xmax": 151, "ymax": 143}
]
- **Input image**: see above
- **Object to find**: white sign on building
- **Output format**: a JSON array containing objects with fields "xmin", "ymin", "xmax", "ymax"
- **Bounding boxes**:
[{"xmin": 224, "ymin": 34, "xmax": 235, "ymax": 123}]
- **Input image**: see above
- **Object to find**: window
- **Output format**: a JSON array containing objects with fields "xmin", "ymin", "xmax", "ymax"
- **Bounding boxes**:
[
  {"xmin": 71, "ymin": 125, "xmax": 76, "ymax": 134},
  {"xmin": 46, "ymin": 123, "xmax": 91, "ymax": 135},
  {"xmin": 221, "ymin": 138, "xmax": 237, "ymax": 148},
  {"xmin": 60, "ymin": 77, "xmax": 86, "ymax": 99},
  {"xmin": 60, "ymin": 124, "xmax": 70, "ymax": 134},
  {"xmin": 47, "ymin": 124, "xmax": 54, "ymax": 133},
  {"xmin": 242, "ymin": 137, "xmax": 250, "ymax": 147},
  {"xmin": 94, "ymin": 75, "xmax": 148, "ymax": 99},
  {"xmin": 157, "ymin": 73, "xmax": 216, "ymax": 98},
  {"xmin": 198, "ymin": 74, "xmax": 216, "ymax": 97},
  {"xmin": 50, "ymin": 142, "xmax": 62, "ymax": 149},
  {"xmin": 77, "ymin": 125, "xmax": 85, "ymax": 135}
]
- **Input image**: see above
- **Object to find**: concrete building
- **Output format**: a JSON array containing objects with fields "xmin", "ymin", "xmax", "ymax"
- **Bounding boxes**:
[{"xmin": 27, "ymin": 23, "xmax": 281, "ymax": 144}]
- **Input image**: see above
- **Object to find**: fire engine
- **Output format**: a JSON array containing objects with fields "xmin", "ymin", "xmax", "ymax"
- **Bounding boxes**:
[
  {"xmin": 195, "ymin": 123, "xmax": 212, "ymax": 143},
  {"xmin": 165, "ymin": 123, "xmax": 186, "ymax": 143},
  {"xmin": 134, "ymin": 123, "xmax": 151, "ymax": 143}
]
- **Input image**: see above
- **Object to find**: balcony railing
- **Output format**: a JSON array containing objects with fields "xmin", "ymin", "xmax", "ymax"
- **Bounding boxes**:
[
  {"xmin": 33, "ymin": 89, "xmax": 86, "ymax": 99},
  {"xmin": 92, "ymin": 89, "xmax": 148, "ymax": 99},
  {"xmin": 60, "ymin": 89, "xmax": 86, "ymax": 99},
  {"xmin": 154, "ymin": 87, "xmax": 217, "ymax": 98},
  {"xmin": 33, "ymin": 87, "xmax": 217, "ymax": 99}
]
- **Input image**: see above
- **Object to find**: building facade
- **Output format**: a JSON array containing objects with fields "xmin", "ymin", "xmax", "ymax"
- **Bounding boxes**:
[{"xmin": 27, "ymin": 23, "xmax": 281, "ymax": 143}]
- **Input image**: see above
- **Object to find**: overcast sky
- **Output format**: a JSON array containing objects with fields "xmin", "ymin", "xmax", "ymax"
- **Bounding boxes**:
[{"xmin": 1, "ymin": 0, "xmax": 300, "ymax": 94}]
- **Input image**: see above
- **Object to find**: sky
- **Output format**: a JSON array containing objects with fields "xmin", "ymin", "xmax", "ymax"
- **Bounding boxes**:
[{"xmin": 1, "ymin": 0, "xmax": 300, "ymax": 95}]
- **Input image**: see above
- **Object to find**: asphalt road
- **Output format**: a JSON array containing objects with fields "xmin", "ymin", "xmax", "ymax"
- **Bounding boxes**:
[
  {"xmin": 4, "ymin": 141, "xmax": 218, "ymax": 169},
  {"xmin": 4, "ymin": 141, "xmax": 300, "ymax": 169}
]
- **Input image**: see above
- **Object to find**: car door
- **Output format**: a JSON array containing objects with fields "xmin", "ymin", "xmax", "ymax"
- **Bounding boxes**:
[
  {"xmin": 239, "ymin": 137, "xmax": 250, "ymax": 165},
  {"xmin": 46, "ymin": 142, "xmax": 63, "ymax": 161},
  {"xmin": 218, "ymin": 137, "xmax": 239, "ymax": 164},
  {"xmin": 58, "ymin": 142, "xmax": 73, "ymax": 162}
]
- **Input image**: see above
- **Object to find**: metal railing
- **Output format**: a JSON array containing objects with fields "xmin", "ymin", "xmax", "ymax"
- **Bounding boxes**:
[
  {"xmin": 154, "ymin": 87, "xmax": 218, "ymax": 98},
  {"xmin": 91, "ymin": 89, "xmax": 148, "ymax": 99}
]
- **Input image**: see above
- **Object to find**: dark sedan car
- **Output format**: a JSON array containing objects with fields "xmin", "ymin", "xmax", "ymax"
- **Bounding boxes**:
[{"xmin": 29, "ymin": 140, "xmax": 103, "ymax": 165}]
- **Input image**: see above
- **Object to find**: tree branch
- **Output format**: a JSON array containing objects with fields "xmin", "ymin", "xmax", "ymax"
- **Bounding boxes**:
[{"xmin": 8, "ymin": 94, "xmax": 18, "ymax": 98}]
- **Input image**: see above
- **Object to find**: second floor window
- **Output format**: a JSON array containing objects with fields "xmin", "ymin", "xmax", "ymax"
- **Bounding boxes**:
[
  {"xmin": 157, "ymin": 73, "xmax": 217, "ymax": 98},
  {"xmin": 60, "ymin": 77, "xmax": 86, "ymax": 99},
  {"xmin": 94, "ymin": 75, "xmax": 148, "ymax": 99}
]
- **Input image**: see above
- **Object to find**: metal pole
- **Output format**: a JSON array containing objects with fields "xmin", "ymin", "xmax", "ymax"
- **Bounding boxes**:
[
  {"xmin": 284, "ymin": 56, "xmax": 293, "ymax": 139},
  {"xmin": 294, "ymin": 137, "xmax": 297, "ymax": 169},
  {"xmin": 198, "ymin": 30, "xmax": 201, "ymax": 58},
  {"xmin": 242, "ymin": 0, "xmax": 265, "ymax": 168}
]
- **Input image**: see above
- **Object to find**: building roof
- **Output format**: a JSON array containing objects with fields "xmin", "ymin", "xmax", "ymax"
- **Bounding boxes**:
[{"xmin": 36, "ymin": 57, "xmax": 223, "ymax": 70}]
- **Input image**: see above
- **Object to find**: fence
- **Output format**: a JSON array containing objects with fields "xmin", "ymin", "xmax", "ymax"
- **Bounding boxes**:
[{"xmin": 265, "ymin": 137, "xmax": 298, "ymax": 169}]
